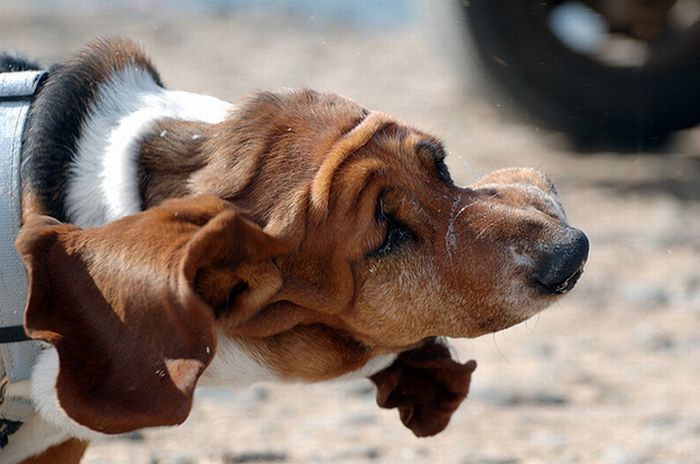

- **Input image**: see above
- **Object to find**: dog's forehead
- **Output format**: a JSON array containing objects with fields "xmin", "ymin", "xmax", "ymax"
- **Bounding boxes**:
[
  {"xmin": 255, "ymin": 89, "xmax": 369, "ymax": 132},
  {"xmin": 243, "ymin": 91, "xmax": 444, "ymax": 178}
]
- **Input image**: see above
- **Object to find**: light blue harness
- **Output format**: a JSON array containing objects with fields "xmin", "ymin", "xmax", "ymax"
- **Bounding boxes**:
[{"xmin": 0, "ymin": 70, "xmax": 46, "ymax": 423}]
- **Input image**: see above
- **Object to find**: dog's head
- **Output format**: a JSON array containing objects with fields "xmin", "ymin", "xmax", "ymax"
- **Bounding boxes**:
[
  {"xmin": 17, "ymin": 89, "xmax": 587, "ymax": 434},
  {"xmin": 190, "ymin": 90, "xmax": 588, "ymax": 346}
]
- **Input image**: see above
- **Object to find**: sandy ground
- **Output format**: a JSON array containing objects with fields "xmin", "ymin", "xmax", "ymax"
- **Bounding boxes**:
[{"xmin": 2, "ymin": 5, "xmax": 700, "ymax": 464}]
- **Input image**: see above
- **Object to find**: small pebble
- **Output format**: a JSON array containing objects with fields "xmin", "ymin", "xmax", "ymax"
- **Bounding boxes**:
[
  {"xmin": 462, "ymin": 455, "xmax": 520, "ymax": 464},
  {"xmin": 472, "ymin": 387, "xmax": 569, "ymax": 407},
  {"xmin": 619, "ymin": 283, "xmax": 669, "ymax": 308},
  {"xmin": 223, "ymin": 451, "xmax": 287, "ymax": 463},
  {"xmin": 327, "ymin": 446, "xmax": 381, "ymax": 461},
  {"xmin": 149, "ymin": 454, "xmax": 196, "ymax": 464},
  {"xmin": 121, "ymin": 430, "xmax": 145, "ymax": 441},
  {"xmin": 603, "ymin": 447, "xmax": 647, "ymax": 464}
]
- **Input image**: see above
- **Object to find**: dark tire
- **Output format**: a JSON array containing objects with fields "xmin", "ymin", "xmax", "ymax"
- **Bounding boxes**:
[{"xmin": 459, "ymin": 0, "xmax": 700, "ymax": 151}]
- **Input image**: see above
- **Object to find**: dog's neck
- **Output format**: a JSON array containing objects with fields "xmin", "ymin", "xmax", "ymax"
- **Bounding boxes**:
[
  {"xmin": 137, "ymin": 118, "xmax": 212, "ymax": 210},
  {"xmin": 64, "ymin": 66, "xmax": 232, "ymax": 227}
]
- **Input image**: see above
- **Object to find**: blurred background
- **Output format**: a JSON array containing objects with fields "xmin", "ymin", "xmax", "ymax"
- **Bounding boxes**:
[{"xmin": 2, "ymin": 1, "xmax": 700, "ymax": 463}]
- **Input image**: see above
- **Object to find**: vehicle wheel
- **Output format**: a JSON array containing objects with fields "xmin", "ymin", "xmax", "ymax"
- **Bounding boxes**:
[{"xmin": 457, "ymin": 0, "xmax": 700, "ymax": 151}]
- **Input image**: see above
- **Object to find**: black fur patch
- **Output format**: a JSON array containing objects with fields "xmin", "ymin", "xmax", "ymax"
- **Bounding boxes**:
[{"xmin": 20, "ymin": 39, "xmax": 162, "ymax": 221}]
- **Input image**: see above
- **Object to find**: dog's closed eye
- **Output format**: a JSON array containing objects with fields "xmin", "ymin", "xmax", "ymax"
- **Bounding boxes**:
[{"xmin": 369, "ymin": 194, "xmax": 415, "ymax": 258}]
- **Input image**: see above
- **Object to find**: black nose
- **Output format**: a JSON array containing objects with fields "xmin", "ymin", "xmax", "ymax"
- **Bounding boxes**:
[{"xmin": 534, "ymin": 227, "xmax": 589, "ymax": 295}]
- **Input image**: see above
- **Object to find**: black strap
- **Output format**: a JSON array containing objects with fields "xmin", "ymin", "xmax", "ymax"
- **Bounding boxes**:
[{"xmin": 0, "ymin": 326, "xmax": 30, "ymax": 344}]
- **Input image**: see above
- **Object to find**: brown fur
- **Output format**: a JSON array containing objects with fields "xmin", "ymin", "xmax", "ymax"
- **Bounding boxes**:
[
  {"xmin": 137, "ymin": 119, "xmax": 209, "ymax": 209},
  {"xmin": 15, "ymin": 39, "xmax": 587, "ymax": 461},
  {"xmin": 65, "ymin": 37, "xmax": 159, "ymax": 83},
  {"xmin": 19, "ymin": 439, "xmax": 87, "ymax": 464}
]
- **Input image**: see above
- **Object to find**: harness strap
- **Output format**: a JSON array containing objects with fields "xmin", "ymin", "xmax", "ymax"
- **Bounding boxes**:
[
  {"xmin": 0, "ymin": 326, "xmax": 30, "ymax": 344},
  {"xmin": 0, "ymin": 70, "xmax": 46, "ymax": 389}
]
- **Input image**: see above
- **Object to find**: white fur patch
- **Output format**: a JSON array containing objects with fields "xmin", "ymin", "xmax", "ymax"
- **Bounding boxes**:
[
  {"xmin": 65, "ymin": 65, "xmax": 233, "ymax": 227},
  {"xmin": 29, "ymin": 348, "xmax": 107, "ymax": 441},
  {"xmin": 331, "ymin": 353, "xmax": 398, "ymax": 383},
  {"xmin": 1, "ymin": 412, "xmax": 69, "ymax": 464},
  {"xmin": 199, "ymin": 332, "xmax": 397, "ymax": 388},
  {"xmin": 199, "ymin": 333, "xmax": 280, "ymax": 388}
]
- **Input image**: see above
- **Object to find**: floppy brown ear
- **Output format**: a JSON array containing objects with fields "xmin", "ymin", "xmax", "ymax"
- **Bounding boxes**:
[
  {"xmin": 16, "ymin": 195, "xmax": 284, "ymax": 434},
  {"xmin": 369, "ymin": 338, "xmax": 477, "ymax": 437}
]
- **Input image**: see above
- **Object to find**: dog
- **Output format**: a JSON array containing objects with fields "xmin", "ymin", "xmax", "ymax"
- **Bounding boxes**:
[{"xmin": 0, "ymin": 37, "xmax": 588, "ymax": 463}]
